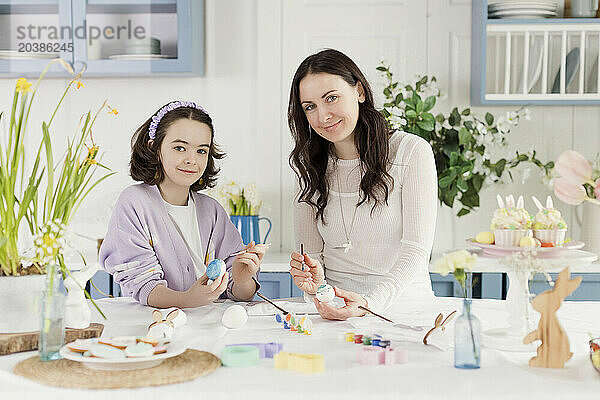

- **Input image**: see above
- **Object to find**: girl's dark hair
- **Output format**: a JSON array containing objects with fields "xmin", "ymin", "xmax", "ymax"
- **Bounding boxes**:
[
  {"xmin": 288, "ymin": 48, "xmax": 393, "ymax": 222},
  {"xmin": 130, "ymin": 103, "xmax": 225, "ymax": 191}
]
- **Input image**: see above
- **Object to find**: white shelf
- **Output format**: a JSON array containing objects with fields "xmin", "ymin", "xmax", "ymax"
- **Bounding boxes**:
[{"xmin": 472, "ymin": 1, "xmax": 600, "ymax": 104}]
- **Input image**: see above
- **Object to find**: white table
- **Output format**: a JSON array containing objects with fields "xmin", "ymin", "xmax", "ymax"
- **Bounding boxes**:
[
  {"xmin": 261, "ymin": 250, "xmax": 600, "ymax": 273},
  {"xmin": 0, "ymin": 296, "xmax": 599, "ymax": 400}
]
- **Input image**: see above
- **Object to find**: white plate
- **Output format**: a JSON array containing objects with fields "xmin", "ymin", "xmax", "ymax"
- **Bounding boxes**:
[
  {"xmin": 489, "ymin": 9, "xmax": 557, "ymax": 18},
  {"xmin": 489, "ymin": 2, "xmax": 558, "ymax": 11},
  {"xmin": 108, "ymin": 54, "xmax": 174, "ymax": 60},
  {"xmin": 466, "ymin": 238, "xmax": 584, "ymax": 258},
  {"xmin": 0, "ymin": 50, "xmax": 58, "ymax": 59},
  {"xmin": 59, "ymin": 341, "xmax": 186, "ymax": 371},
  {"xmin": 585, "ymin": 58, "xmax": 598, "ymax": 93},
  {"xmin": 516, "ymin": 36, "xmax": 544, "ymax": 93},
  {"xmin": 551, "ymin": 47, "xmax": 580, "ymax": 93}
]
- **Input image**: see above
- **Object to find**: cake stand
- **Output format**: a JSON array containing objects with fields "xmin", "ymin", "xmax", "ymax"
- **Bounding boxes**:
[{"xmin": 467, "ymin": 246, "xmax": 598, "ymax": 352}]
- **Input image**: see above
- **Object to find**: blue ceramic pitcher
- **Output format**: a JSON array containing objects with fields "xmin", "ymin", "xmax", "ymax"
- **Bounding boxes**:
[{"xmin": 229, "ymin": 215, "xmax": 272, "ymax": 245}]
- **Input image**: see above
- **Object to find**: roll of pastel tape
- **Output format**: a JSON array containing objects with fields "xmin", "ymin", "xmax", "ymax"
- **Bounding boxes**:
[
  {"xmin": 221, "ymin": 345, "xmax": 260, "ymax": 367},
  {"xmin": 357, "ymin": 347, "xmax": 385, "ymax": 366}
]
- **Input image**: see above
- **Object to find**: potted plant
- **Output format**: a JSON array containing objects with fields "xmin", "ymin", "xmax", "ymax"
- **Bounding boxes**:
[
  {"xmin": 377, "ymin": 63, "xmax": 554, "ymax": 217},
  {"xmin": 0, "ymin": 59, "xmax": 116, "ymax": 333},
  {"xmin": 209, "ymin": 181, "xmax": 271, "ymax": 245}
]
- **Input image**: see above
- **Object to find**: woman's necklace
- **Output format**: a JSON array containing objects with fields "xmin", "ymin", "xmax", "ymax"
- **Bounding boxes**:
[{"xmin": 334, "ymin": 161, "xmax": 360, "ymax": 253}]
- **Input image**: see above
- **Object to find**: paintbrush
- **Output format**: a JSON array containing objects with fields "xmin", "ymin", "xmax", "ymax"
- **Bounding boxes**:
[
  {"xmin": 255, "ymin": 292, "xmax": 289, "ymax": 315},
  {"xmin": 228, "ymin": 243, "xmax": 271, "ymax": 258},
  {"xmin": 358, "ymin": 305, "xmax": 424, "ymax": 331}
]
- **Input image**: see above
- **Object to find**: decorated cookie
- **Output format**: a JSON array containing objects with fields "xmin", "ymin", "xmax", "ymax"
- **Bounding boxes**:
[
  {"xmin": 125, "ymin": 342, "xmax": 155, "ymax": 358},
  {"xmin": 138, "ymin": 336, "xmax": 160, "ymax": 346},
  {"xmin": 222, "ymin": 304, "xmax": 248, "ymax": 329},
  {"xmin": 88, "ymin": 343, "xmax": 127, "ymax": 360},
  {"xmin": 67, "ymin": 338, "xmax": 97, "ymax": 353},
  {"xmin": 99, "ymin": 336, "xmax": 138, "ymax": 349}
]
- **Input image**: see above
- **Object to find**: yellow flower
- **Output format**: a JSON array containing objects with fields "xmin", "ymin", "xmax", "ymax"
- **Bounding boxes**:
[
  {"xmin": 15, "ymin": 78, "xmax": 33, "ymax": 94},
  {"xmin": 76, "ymin": 80, "xmax": 84, "ymax": 89},
  {"xmin": 84, "ymin": 144, "xmax": 99, "ymax": 165},
  {"xmin": 107, "ymin": 105, "xmax": 118, "ymax": 115},
  {"xmin": 433, "ymin": 250, "xmax": 477, "ymax": 276}
]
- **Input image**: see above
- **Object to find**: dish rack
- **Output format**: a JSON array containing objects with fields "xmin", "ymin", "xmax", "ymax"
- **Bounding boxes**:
[{"xmin": 472, "ymin": 1, "xmax": 600, "ymax": 105}]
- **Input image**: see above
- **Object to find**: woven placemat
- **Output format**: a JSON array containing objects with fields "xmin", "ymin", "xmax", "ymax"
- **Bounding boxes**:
[{"xmin": 13, "ymin": 349, "xmax": 221, "ymax": 389}]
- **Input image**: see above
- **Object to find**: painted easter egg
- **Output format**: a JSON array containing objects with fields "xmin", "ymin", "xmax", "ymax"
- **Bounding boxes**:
[
  {"xmin": 316, "ymin": 283, "xmax": 335, "ymax": 302},
  {"xmin": 222, "ymin": 305, "xmax": 248, "ymax": 329},
  {"xmin": 206, "ymin": 259, "xmax": 226, "ymax": 280}
]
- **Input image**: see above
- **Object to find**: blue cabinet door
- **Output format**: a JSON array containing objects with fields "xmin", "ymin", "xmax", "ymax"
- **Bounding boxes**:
[
  {"xmin": 0, "ymin": 0, "xmax": 74, "ymax": 77},
  {"xmin": 255, "ymin": 272, "xmax": 291, "ymax": 300},
  {"xmin": 529, "ymin": 273, "xmax": 600, "ymax": 301},
  {"xmin": 88, "ymin": 269, "xmax": 121, "ymax": 299}
]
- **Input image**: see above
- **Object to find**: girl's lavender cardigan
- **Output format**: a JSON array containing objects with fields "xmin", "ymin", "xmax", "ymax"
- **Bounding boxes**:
[{"xmin": 99, "ymin": 184, "xmax": 257, "ymax": 305}]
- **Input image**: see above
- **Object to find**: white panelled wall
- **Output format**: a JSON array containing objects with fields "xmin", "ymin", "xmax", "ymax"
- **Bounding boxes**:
[{"xmin": 1, "ymin": 0, "xmax": 598, "ymax": 263}]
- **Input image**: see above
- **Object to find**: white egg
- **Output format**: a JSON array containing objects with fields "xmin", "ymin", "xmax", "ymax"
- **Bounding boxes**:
[
  {"xmin": 316, "ymin": 284, "xmax": 335, "ymax": 302},
  {"xmin": 222, "ymin": 305, "xmax": 248, "ymax": 329}
]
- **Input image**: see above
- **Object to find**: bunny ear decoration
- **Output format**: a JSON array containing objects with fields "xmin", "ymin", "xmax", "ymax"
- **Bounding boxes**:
[
  {"xmin": 497, "ymin": 194, "xmax": 505, "ymax": 208},
  {"xmin": 166, "ymin": 309, "xmax": 179, "ymax": 321},
  {"xmin": 517, "ymin": 195, "xmax": 524, "ymax": 209},
  {"xmin": 546, "ymin": 195, "xmax": 554, "ymax": 209},
  {"xmin": 506, "ymin": 194, "xmax": 515, "ymax": 208},
  {"xmin": 152, "ymin": 310, "xmax": 162, "ymax": 322},
  {"xmin": 532, "ymin": 196, "xmax": 544, "ymax": 211}
]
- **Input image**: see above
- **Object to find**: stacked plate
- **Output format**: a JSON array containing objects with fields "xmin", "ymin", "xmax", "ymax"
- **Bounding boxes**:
[
  {"xmin": 0, "ymin": 50, "xmax": 58, "ymax": 60},
  {"xmin": 488, "ymin": 1, "xmax": 558, "ymax": 19}
]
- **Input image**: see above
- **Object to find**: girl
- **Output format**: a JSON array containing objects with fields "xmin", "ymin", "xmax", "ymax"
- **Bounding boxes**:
[
  {"xmin": 287, "ymin": 49, "xmax": 438, "ymax": 320},
  {"xmin": 100, "ymin": 101, "xmax": 265, "ymax": 308}
]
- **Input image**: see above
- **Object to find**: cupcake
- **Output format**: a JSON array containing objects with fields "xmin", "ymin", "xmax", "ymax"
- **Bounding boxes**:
[
  {"xmin": 491, "ymin": 195, "xmax": 532, "ymax": 246},
  {"xmin": 531, "ymin": 196, "xmax": 567, "ymax": 246}
]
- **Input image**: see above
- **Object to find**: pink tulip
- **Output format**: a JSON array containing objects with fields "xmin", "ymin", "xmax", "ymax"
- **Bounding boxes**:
[
  {"xmin": 554, "ymin": 150, "xmax": 593, "ymax": 185},
  {"xmin": 595, "ymin": 178, "xmax": 600, "ymax": 201},
  {"xmin": 554, "ymin": 177, "xmax": 587, "ymax": 205}
]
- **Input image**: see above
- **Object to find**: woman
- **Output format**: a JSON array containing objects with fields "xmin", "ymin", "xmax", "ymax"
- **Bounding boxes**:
[{"xmin": 288, "ymin": 49, "xmax": 438, "ymax": 320}]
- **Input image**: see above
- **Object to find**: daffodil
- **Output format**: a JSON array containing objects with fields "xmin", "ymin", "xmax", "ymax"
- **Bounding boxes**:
[
  {"xmin": 76, "ymin": 80, "xmax": 84, "ymax": 89},
  {"xmin": 15, "ymin": 78, "xmax": 33, "ymax": 94},
  {"xmin": 107, "ymin": 105, "xmax": 118, "ymax": 115}
]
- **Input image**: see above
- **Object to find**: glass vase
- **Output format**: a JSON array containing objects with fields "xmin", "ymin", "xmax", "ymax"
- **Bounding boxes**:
[
  {"xmin": 38, "ymin": 264, "xmax": 65, "ymax": 361},
  {"xmin": 454, "ymin": 298, "xmax": 481, "ymax": 369}
]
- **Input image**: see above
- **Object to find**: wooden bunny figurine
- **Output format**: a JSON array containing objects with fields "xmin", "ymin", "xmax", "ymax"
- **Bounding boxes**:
[
  {"xmin": 523, "ymin": 267, "xmax": 582, "ymax": 368},
  {"xmin": 64, "ymin": 263, "xmax": 100, "ymax": 329}
]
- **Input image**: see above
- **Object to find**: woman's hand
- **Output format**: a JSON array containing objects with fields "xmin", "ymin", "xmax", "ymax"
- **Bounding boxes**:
[
  {"xmin": 231, "ymin": 241, "xmax": 265, "ymax": 283},
  {"xmin": 289, "ymin": 252, "xmax": 325, "ymax": 294},
  {"xmin": 313, "ymin": 286, "xmax": 367, "ymax": 321},
  {"xmin": 184, "ymin": 273, "xmax": 229, "ymax": 307}
]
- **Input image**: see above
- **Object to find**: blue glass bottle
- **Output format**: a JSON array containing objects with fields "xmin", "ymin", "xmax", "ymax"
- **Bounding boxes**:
[
  {"xmin": 454, "ymin": 298, "xmax": 481, "ymax": 369},
  {"xmin": 39, "ymin": 264, "xmax": 65, "ymax": 361}
]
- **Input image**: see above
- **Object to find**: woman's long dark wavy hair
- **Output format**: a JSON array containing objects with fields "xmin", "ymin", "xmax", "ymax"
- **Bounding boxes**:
[
  {"xmin": 288, "ymin": 49, "xmax": 393, "ymax": 223},
  {"xmin": 130, "ymin": 103, "xmax": 225, "ymax": 191}
]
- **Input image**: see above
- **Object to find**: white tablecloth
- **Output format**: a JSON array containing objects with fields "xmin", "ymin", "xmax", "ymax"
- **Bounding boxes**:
[{"xmin": 1, "ymin": 296, "xmax": 599, "ymax": 400}]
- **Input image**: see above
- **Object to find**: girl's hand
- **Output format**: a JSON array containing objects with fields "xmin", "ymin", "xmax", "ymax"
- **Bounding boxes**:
[
  {"xmin": 231, "ymin": 241, "xmax": 265, "ymax": 283},
  {"xmin": 313, "ymin": 286, "xmax": 367, "ymax": 321},
  {"xmin": 289, "ymin": 252, "xmax": 325, "ymax": 294},
  {"xmin": 185, "ymin": 272, "xmax": 229, "ymax": 307}
]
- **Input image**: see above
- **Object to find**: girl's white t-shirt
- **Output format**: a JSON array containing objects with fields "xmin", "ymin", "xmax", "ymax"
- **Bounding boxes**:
[{"xmin": 163, "ymin": 195, "xmax": 206, "ymax": 279}]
